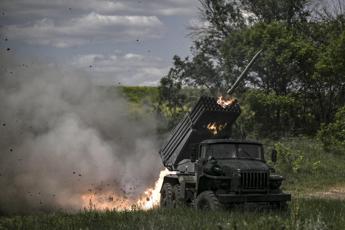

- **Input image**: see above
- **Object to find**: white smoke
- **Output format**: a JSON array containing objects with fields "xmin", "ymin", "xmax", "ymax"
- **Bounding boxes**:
[{"xmin": 0, "ymin": 56, "xmax": 162, "ymax": 213}]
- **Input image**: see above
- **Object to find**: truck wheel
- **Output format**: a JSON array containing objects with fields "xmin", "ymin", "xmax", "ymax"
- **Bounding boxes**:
[
  {"xmin": 195, "ymin": 191, "xmax": 224, "ymax": 211},
  {"xmin": 173, "ymin": 184, "xmax": 184, "ymax": 208},
  {"xmin": 160, "ymin": 183, "xmax": 173, "ymax": 208}
]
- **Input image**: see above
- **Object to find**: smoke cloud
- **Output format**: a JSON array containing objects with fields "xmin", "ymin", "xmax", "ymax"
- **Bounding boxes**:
[{"xmin": 0, "ymin": 56, "xmax": 162, "ymax": 213}]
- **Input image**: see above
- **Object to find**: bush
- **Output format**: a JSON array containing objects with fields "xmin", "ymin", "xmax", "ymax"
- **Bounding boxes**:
[
  {"xmin": 318, "ymin": 106, "xmax": 345, "ymax": 154},
  {"xmin": 274, "ymin": 142, "xmax": 305, "ymax": 174}
]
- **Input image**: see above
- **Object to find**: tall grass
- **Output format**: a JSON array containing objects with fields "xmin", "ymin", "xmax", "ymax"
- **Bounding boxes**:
[
  {"xmin": 1, "ymin": 198, "xmax": 344, "ymax": 230},
  {"xmin": 262, "ymin": 137, "xmax": 345, "ymax": 193}
]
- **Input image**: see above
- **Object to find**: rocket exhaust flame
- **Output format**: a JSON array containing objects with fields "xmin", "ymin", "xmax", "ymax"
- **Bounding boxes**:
[
  {"xmin": 136, "ymin": 169, "xmax": 170, "ymax": 210},
  {"xmin": 81, "ymin": 169, "xmax": 170, "ymax": 211},
  {"xmin": 217, "ymin": 96, "xmax": 237, "ymax": 108},
  {"xmin": 205, "ymin": 95, "xmax": 237, "ymax": 135},
  {"xmin": 207, "ymin": 122, "xmax": 228, "ymax": 135}
]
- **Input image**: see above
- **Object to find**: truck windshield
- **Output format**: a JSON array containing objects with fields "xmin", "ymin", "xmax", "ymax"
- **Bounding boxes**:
[{"xmin": 206, "ymin": 143, "xmax": 262, "ymax": 160}]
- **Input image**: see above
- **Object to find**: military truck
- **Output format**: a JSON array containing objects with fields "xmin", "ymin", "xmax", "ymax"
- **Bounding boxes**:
[{"xmin": 159, "ymin": 51, "xmax": 291, "ymax": 210}]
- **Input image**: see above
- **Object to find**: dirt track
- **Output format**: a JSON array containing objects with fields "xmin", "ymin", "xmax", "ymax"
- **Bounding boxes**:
[{"xmin": 307, "ymin": 185, "xmax": 345, "ymax": 200}]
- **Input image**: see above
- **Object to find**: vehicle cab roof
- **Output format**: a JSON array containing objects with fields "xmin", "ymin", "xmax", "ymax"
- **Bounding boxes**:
[{"xmin": 200, "ymin": 139, "xmax": 262, "ymax": 145}]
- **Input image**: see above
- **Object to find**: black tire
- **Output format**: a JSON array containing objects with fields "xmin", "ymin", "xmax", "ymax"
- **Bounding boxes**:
[
  {"xmin": 172, "ymin": 184, "xmax": 184, "ymax": 208},
  {"xmin": 195, "ymin": 191, "xmax": 224, "ymax": 211},
  {"xmin": 160, "ymin": 183, "xmax": 173, "ymax": 208}
]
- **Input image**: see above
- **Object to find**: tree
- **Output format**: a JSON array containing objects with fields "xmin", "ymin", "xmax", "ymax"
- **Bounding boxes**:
[{"xmin": 158, "ymin": 62, "xmax": 187, "ymax": 129}]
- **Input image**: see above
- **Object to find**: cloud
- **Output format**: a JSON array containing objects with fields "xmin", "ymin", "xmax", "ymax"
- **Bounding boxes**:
[
  {"xmin": 0, "ymin": 0, "xmax": 197, "ymax": 86},
  {"xmin": 127, "ymin": 0, "xmax": 197, "ymax": 16},
  {"xmin": 1, "ymin": 0, "xmax": 197, "ymax": 18},
  {"xmin": 5, "ymin": 12, "xmax": 164, "ymax": 47},
  {"xmin": 0, "ymin": 0, "xmax": 128, "ymax": 17},
  {"xmin": 71, "ymin": 52, "xmax": 169, "ymax": 85}
]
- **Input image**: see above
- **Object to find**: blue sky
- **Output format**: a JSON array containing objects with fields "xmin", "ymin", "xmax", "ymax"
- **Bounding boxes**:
[{"xmin": 0, "ymin": 0, "xmax": 201, "ymax": 85}]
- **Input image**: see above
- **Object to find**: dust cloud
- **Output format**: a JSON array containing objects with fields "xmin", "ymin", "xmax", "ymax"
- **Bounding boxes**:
[{"xmin": 0, "ymin": 56, "xmax": 162, "ymax": 213}]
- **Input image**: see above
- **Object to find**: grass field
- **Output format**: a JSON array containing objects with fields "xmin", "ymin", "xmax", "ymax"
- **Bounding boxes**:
[{"xmin": 1, "ymin": 198, "xmax": 344, "ymax": 230}]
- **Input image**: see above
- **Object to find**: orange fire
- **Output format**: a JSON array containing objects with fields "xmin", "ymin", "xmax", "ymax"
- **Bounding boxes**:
[
  {"xmin": 217, "ymin": 96, "xmax": 237, "ymax": 108},
  {"xmin": 136, "ymin": 168, "xmax": 170, "ymax": 210},
  {"xmin": 81, "ymin": 169, "xmax": 170, "ymax": 211},
  {"xmin": 207, "ymin": 122, "xmax": 227, "ymax": 135}
]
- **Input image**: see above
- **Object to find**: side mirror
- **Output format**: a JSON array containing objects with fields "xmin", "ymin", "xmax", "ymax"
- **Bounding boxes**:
[{"xmin": 271, "ymin": 149, "xmax": 277, "ymax": 163}]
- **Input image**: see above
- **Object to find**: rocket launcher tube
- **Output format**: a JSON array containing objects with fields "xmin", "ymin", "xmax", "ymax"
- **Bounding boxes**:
[{"xmin": 227, "ymin": 50, "xmax": 263, "ymax": 95}]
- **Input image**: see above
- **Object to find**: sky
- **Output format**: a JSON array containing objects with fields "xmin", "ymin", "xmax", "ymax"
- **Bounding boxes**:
[
  {"xmin": 0, "ymin": 0, "xmax": 339, "ymax": 86},
  {"xmin": 0, "ymin": 0, "xmax": 201, "ymax": 86}
]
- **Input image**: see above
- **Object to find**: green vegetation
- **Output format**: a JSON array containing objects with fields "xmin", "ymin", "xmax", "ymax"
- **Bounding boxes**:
[
  {"xmin": 159, "ymin": 0, "xmax": 345, "ymax": 137},
  {"xmin": 1, "ymin": 198, "xmax": 345, "ymax": 229},
  {"xmin": 267, "ymin": 137, "xmax": 345, "ymax": 194},
  {"xmin": 318, "ymin": 106, "xmax": 345, "ymax": 154},
  {"xmin": 120, "ymin": 86, "xmax": 159, "ymax": 105}
]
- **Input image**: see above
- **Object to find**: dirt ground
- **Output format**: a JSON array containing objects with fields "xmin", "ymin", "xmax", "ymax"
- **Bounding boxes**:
[{"xmin": 307, "ymin": 185, "xmax": 345, "ymax": 200}]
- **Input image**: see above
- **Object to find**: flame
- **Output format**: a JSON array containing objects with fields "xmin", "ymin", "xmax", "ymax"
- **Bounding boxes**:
[
  {"xmin": 136, "ymin": 169, "xmax": 170, "ymax": 210},
  {"xmin": 217, "ymin": 96, "xmax": 237, "ymax": 108},
  {"xmin": 207, "ymin": 122, "xmax": 227, "ymax": 135},
  {"xmin": 81, "ymin": 169, "xmax": 170, "ymax": 211}
]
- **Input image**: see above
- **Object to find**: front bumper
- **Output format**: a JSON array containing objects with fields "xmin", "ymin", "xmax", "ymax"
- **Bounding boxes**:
[{"xmin": 217, "ymin": 193, "xmax": 291, "ymax": 204}]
